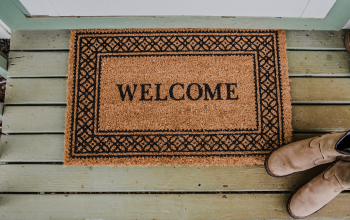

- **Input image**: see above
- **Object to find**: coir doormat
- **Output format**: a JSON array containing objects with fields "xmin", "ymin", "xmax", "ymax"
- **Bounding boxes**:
[{"xmin": 64, "ymin": 29, "xmax": 292, "ymax": 166}]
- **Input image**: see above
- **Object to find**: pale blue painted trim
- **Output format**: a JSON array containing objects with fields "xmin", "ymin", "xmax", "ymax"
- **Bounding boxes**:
[
  {"xmin": 0, "ymin": 52, "xmax": 7, "ymax": 79},
  {"xmin": 0, "ymin": 69, "xmax": 7, "ymax": 79},
  {"xmin": 0, "ymin": 0, "xmax": 26, "ymax": 30},
  {"xmin": 11, "ymin": 0, "xmax": 31, "ymax": 16},
  {"xmin": 1, "ymin": 0, "xmax": 350, "ymax": 31},
  {"xmin": 0, "ymin": 105, "xmax": 3, "ymax": 121}
]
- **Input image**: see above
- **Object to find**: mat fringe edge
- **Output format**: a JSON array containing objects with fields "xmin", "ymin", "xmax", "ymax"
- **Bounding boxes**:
[
  {"xmin": 64, "ymin": 155, "xmax": 266, "ymax": 166},
  {"xmin": 277, "ymin": 29, "xmax": 293, "ymax": 145}
]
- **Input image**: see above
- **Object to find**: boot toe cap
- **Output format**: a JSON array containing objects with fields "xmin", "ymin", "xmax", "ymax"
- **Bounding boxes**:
[
  {"xmin": 265, "ymin": 151, "xmax": 295, "ymax": 177},
  {"xmin": 287, "ymin": 193, "xmax": 312, "ymax": 219}
]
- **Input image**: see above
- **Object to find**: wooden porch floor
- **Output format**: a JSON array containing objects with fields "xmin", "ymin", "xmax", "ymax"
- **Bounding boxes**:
[{"xmin": 0, "ymin": 30, "xmax": 350, "ymax": 219}]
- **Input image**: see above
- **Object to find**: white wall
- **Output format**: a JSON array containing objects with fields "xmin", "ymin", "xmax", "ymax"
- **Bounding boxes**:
[
  {"xmin": 0, "ymin": 19, "xmax": 11, "ymax": 39},
  {"xmin": 344, "ymin": 19, "xmax": 350, "ymax": 29},
  {"xmin": 20, "ymin": 0, "xmax": 336, "ymax": 18}
]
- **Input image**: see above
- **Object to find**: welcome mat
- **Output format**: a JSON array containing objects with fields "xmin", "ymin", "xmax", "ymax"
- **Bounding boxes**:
[{"xmin": 64, "ymin": 29, "xmax": 292, "ymax": 166}]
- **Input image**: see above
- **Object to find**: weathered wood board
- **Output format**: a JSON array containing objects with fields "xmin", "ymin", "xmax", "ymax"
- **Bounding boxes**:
[
  {"xmin": 0, "ymin": 194, "xmax": 349, "ymax": 220},
  {"xmin": 287, "ymin": 51, "xmax": 350, "ymax": 76},
  {"xmin": 4, "ymin": 77, "xmax": 350, "ymax": 104},
  {"xmin": 7, "ymin": 51, "xmax": 350, "ymax": 77},
  {"xmin": 3, "ymin": 105, "xmax": 350, "ymax": 133},
  {"xmin": 2, "ymin": 29, "xmax": 350, "ymax": 219},
  {"xmin": 8, "ymin": 51, "xmax": 69, "ymax": 77},
  {"xmin": 0, "ymin": 133, "xmax": 322, "ymax": 162},
  {"xmin": 0, "ymin": 164, "xmax": 330, "ymax": 192},
  {"xmin": 10, "ymin": 30, "xmax": 349, "ymax": 51}
]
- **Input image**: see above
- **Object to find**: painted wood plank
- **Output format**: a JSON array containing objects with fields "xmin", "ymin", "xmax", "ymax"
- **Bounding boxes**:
[
  {"xmin": 0, "ymin": 133, "xmax": 320, "ymax": 162},
  {"xmin": 5, "ymin": 78, "xmax": 67, "ymax": 104},
  {"xmin": 0, "ymin": 51, "xmax": 7, "ymax": 79},
  {"xmin": 11, "ymin": 0, "xmax": 31, "ymax": 16},
  {"xmin": 0, "ymin": 164, "xmax": 329, "ymax": 192},
  {"xmin": 2, "ymin": 106, "xmax": 66, "ymax": 133},
  {"xmin": 0, "ymin": 134, "xmax": 64, "ymax": 162},
  {"xmin": 0, "ymin": 194, "xmax": 349, "ymax": 219},
  {"xmin": 285, "ymin": 30, "xmax": 348, "ymax": 50},
  {"xmin": 292, "ymin": 132, "xmax": 324, "ymax": 141},
  {"xmin": 7, "ymin": 51, "xmax": 350, "ymax": 78},
  {"xmin": 0, "ymin": 104, "xmax": 3, "ymax": 121},
  {"xmin": 0, "ymin": 0, "xmax": 26, "ymax": 31},
  {"xmin": 10, "ymin": 30, "xmax": 70, "ymax": 51},
  {"xmin": 8, "ymin": 51, "xmax": 68, "ymax": 77},
  {"xmin": 4, "ymin": 77, "xmax": 350, "ymax": 104},
  {"xmin": 10, "ymin": 30, "xmax": 348, "ymax": 51},
  {"xmin": 292, "ymin": 105, "xmax": 350, "ymax": 132},
  {"xmin": 0, "ymin": 51, "xmax": 7, "ymax": 68},
  {"xmin": 289, "ymin": 78, "xmax": 350, "ymax": 103},
  {"xmin": 287, "ymin": 51, "xmax": 350, "ymax": 76},
  {"xmin": 2, "ymin": 105, "xmax": 350, "ymax": 133}
]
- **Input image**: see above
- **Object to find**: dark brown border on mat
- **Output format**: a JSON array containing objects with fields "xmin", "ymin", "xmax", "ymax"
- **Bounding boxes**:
[{"xmin": 64, "ymin": 28, "xmax": 292, "ymax": 166}]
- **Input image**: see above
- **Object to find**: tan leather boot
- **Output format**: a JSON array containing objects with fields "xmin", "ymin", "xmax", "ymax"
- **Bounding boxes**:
[
  {"xmin": 265, "ymin": 130, "xmax": 350, "ymax": 177},
  {"xmin": 287, "ymin": 159, "xmax": 350, "ymax": 219}
]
